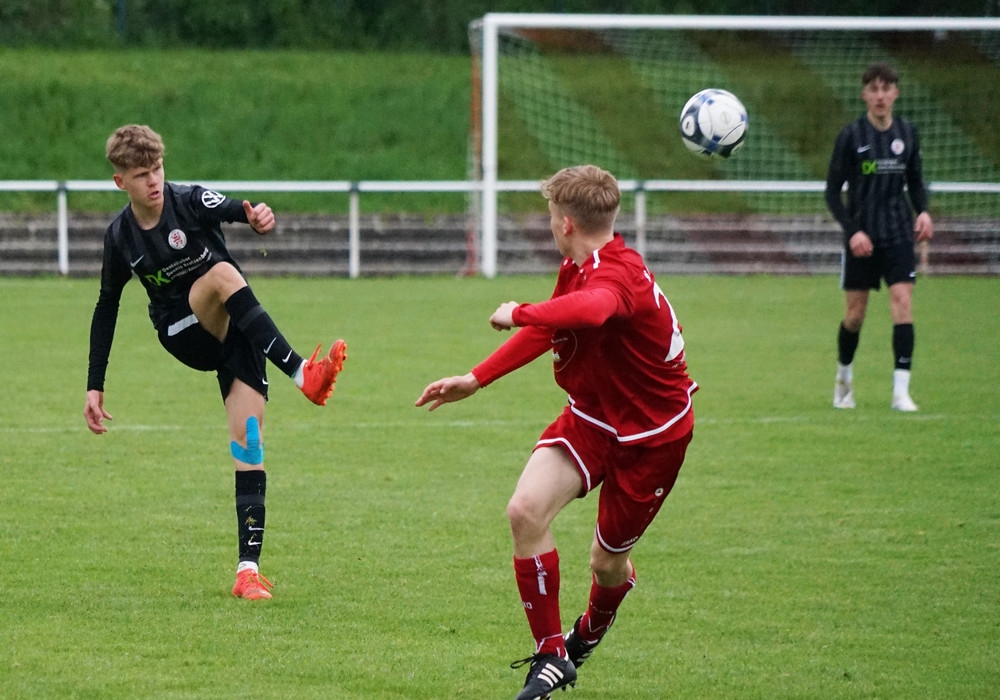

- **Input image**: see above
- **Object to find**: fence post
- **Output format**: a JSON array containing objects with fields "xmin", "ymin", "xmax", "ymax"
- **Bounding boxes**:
[
  {"xmin": 480, "ymin": 15, "xmax": 499, "ymax": 279},
  {"xmin": 634, "ymin": 182, "xmax": 646, "ymax": 260},
  {"xmin": 349, "ymin": 184, "xmax": 360, "ymax": 279},
  {"xmin": 57, "ymin": 182, "xmax": 69, "ymax": 275}
]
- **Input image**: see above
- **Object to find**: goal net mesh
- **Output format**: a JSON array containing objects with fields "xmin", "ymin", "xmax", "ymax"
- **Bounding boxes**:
[{"xmin": 469, "ymin": 19, "xmax": 1000, "ymax": 274}]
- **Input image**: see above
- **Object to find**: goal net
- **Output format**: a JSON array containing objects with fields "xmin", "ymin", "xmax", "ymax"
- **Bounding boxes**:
[{"xmin": 469, "ymin": 14, "xmax": 1000, "ymax": 276}]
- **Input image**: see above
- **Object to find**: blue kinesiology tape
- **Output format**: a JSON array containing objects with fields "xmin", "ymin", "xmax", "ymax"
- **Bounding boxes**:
[{"xmin": 230, "ymin": 416, "xmax": 264, "ymax": 465}]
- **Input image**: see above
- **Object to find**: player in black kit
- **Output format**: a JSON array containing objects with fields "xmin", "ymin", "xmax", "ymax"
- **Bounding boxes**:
[
  {"xmin": 825, "ymin": 63, "xmax": 934, "ymax": 412},
  {"xmin": 84, "ymin": 124, "xmax": 347, "ymax": 599}
]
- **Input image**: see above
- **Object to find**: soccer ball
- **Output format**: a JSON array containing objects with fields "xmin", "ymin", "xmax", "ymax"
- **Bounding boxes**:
[{"xmin": 679, "ymin": 89, "xmax": 748, "ymax": 158}]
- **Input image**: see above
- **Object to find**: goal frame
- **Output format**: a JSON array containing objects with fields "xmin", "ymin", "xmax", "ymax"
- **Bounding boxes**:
[{"xmin": 472, "ymin": 13, "xmax": 1000, "ymax": 278}]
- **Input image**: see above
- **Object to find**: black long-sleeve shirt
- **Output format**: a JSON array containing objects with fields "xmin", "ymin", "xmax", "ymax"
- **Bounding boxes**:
[
  {"xmin": 825, "ymin": 115, "xmax": 929, "ymax": 248},
  {"xmin": 87, "ymin": 183, "xmax": 251, "ymax": 392}
]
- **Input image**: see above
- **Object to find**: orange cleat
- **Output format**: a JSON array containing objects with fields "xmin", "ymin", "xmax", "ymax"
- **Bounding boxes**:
[
  {"xmin": 300, "ymin": 340, "xmax": 347, "ymax": 406},
  {"xmin": 232, "ymin": 569, "xmax": 273, "ymax": 600}
]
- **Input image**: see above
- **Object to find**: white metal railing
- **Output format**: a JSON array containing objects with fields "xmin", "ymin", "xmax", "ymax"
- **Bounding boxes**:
[{"xmin": 2, "ymin": 179, "xmax": 999, "ymax": 277}]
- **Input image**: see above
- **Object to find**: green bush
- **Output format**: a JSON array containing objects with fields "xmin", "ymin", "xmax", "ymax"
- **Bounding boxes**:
[
  {"xmin": 0, "ymin": 0, "xmax": 119, "ymax": 46},
  {"xmin": 1, "ymin": 1, "xmax": 992, "ymax": 52}
]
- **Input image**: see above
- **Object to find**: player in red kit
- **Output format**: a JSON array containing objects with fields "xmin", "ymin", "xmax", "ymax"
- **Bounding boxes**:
[{"xmin": 415, "ymin": 165, "xmax": 697, "ymax": 700}]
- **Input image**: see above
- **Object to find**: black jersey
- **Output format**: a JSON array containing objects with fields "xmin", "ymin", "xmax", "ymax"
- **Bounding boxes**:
[
  {"xmin": 87, "ymin": 183, "xmax": 251, "ymax": 391},
  {"xmin": 825, "ymin": 115, "xmax": 929, "ymax": 248}
]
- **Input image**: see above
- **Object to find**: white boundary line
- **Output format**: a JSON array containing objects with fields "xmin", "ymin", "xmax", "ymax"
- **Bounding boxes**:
[{"xmin": 0, "ymin": 412, "xmax": 963, "ymax": 436}]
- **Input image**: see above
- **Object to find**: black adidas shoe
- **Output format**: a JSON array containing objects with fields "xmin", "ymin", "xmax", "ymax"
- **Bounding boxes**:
[
  {"xmin": 511, "ymin": 653, "xmax": 577, "ymax": 700},
  {"xmin": 564, "ymin": 615, "xmax": 611, "ymax": 668}
]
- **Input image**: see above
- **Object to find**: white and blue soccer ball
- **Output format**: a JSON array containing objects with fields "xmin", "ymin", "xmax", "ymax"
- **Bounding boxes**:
[{"xmin": 679, "ymin": 89, "xmax": 748, "ymax": 158}]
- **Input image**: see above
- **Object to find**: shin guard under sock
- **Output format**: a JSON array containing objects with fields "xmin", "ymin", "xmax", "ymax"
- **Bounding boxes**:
[
  {"xmin": 513, "ymin": 550, "xmax": 565, "ymax": 657},
  {"xmin": 893, "ymin": 323, "xmax": 914, "ymax": 371},
  {"xmin": 579, "ymin": 566, "xmax": 636, "ymax": 643},
  {"xmin": 838, "ymin": 322, "xmax": 861, "ymax": 366},
  {"xmin": 225, "ymin": 286, "xmax": 302, "ymax": 377},
  {"xmin": 236, "ymin": 469, "xmax": 266, "ymax": 565}
]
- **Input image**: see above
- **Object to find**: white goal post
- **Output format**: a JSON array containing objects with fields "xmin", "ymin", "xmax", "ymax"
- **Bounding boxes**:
[{"xmin": 469, "ymin": 14, "xmax": 1000, "ymax": 278}]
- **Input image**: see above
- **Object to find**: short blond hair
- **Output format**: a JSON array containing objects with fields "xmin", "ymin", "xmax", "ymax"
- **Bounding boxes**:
[
  {"xmin": 541, "ymin": 165, "xmax": 620, "ymax": 233},
  {"xmin": 106, "ymin": 124, "xmax": 164, "ymax": 171}
]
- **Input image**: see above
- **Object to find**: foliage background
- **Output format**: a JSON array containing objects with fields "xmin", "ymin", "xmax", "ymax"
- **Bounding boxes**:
[{"xmin": 0, "ymin": 0, "xmax": 995, "ymax": 52}]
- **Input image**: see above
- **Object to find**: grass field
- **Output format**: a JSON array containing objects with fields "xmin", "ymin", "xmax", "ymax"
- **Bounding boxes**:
[
  {"xmin": 2, "ymin": 45, "xmax": 998, "ymax": 218},
  {"xmin": 2, "ymin": 273, "xmax": 998, "ymax": 698},
  {"xmin": 0, "ymin": 49, "xmax": 472, "ymax": 214}
]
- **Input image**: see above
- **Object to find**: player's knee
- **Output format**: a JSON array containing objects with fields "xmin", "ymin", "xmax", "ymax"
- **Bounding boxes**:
[
  {"xmin": 589, "ymin": 549, "xmax": 632, "ymax": 585},
  {"xmin": 505, "ymin": 495, "xmax": 529, "ymax": 527},
  {"xmin": 506, "ymin": 494, "xmax": 542, "ymax": 534},
  {"xmin": 200, "ymin": 261, "xmax": 243, "ymax": 289},
  {"xmin": 843, "ymin": 316, "xmax": 864, "ymax": 333}
]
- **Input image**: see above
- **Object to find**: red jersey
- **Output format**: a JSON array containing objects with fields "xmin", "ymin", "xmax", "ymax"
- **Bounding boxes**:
[{"xmin": 473, "ymin": 234, "xmax": 697, "ymax": 446}]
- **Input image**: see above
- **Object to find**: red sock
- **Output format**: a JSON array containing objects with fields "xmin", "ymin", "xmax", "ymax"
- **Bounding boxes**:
[
  {"xmin": 579, "ymin": 564, "xmax": 636, "ymax": 643},
  {"xmin": 513, "ymin": 550, "xmax": 565, "ymax": 657}
]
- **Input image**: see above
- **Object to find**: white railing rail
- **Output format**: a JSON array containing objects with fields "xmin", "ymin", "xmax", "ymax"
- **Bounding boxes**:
[{"xmin": 2, "ymin": 179, "xmax": 999, "ymax": 277}]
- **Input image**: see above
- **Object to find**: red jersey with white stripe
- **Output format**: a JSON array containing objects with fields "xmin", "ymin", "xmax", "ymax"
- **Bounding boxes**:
[{"xmin": 473, "ymin": 234, "xmax": 697, "ymax": 446}]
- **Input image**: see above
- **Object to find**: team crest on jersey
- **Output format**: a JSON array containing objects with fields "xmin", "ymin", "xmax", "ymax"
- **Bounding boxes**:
[
  {"xmin": 201, "ymin": 190, "xmax": 226, "ymax": 208},
  {"xmin": 167, "ymin": 229, "xmax": 187, "ymax": 249},
  {"xmin": 552, "ymin": 330, "xmax": 578, "ymax": 371},
  {"xmin": 891, "ymin": 139, "xmax": 905, "ymax": 156}
]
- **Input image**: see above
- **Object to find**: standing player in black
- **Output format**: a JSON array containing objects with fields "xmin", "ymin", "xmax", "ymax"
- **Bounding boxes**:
[
  {"xmin": 825, "ymin": 63, "xmax": 934, "ymax": 412},
  {"xmin": 84, "ymin": 124, "xmax": 347, "ymax": 599}
]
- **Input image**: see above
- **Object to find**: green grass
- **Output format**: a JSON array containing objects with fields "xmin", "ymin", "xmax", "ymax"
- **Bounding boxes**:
[
  {"xmin": 2, "ymin": 45, "xmax": 998, "ymax": 217},
  {"xmin": 2, "ymin": 274, "xmax": 998, "ymax": 698},
  {"xmin": 0, "ymin": 49, "xmax": 472, "ymax": 214}
]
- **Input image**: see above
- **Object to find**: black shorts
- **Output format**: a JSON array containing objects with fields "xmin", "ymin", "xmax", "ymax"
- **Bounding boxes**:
[
  {"xmin": 156, "ymin": 301, "xmax": 268, "ymax": 402},
  {"xmin": 841, "ymin": 238, "xmax": 917, "ymax": 291}
]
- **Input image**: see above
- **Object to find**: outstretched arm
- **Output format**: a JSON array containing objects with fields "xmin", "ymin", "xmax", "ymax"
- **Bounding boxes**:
[
  {"xmin": 417, "ymin": 308, "xmax": 553, "ymax": 412},
  {"xmin": 492, "ymin": 288, "xmax": 620, "ymax": 331},
  {"xmin": 415, "ymin": 373, "xmax": 481, "ymax": 411},
  {"xmin": 243, "ymin": 200, "xmax": 275, "ymax": 235}
]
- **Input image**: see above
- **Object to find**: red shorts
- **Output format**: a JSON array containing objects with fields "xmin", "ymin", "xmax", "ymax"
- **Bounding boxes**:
[{"xmin": 535, "ymin": 406, "xmax": 692, "ymax": 553}]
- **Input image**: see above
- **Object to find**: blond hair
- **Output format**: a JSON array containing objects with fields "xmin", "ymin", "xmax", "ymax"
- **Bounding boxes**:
[
  {"xmin": 106, "ymin": 124, "xmax": 164, "ymax": 171},
  {"xmin": 541, "ymin": 165, "xmax": 620, "ymax": 233}
]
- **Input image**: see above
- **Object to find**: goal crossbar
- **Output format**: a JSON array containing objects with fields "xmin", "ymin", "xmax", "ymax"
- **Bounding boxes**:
[{"xmin": 479, "ymin": 14, "xmax": 1000, "ymax": 32}]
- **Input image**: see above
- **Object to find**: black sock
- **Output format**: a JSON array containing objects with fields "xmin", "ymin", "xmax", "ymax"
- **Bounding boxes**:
[
  {"xmin": 893, "ymin": 323, "xmax": 914, "ymax": 371},
  {"xmin": 224, "ymin": 286, "xmax": 302, "ymax": 377},
  {"xmin": 838, "ymin": 322, "xmax": 860, "ymax": 366},
  {"xmin": 236, "ymin": 470, "xmax": 266, "ymax": 565}
]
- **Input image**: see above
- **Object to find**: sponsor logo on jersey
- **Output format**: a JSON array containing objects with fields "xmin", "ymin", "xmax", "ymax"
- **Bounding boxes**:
[
  {"xmin": 145, "ymin": 270, "xmax": 170, "ymax": 287},
  {"xmin": 862, "ymin": 158, "xmax": 906, "ymax": 176},
  {"xmin": 201, "ymin": 190, "xmax": 226, "ymax": 208},
  {"xmin": 168, "ymin": 229, "xmax": 187, "ymax": 249}
]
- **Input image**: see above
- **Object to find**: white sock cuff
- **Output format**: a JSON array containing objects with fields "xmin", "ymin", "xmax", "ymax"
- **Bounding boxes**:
[{"xmin": 893, "ymin": 369, "xmax": 911, "ymax": 395}]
